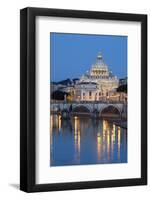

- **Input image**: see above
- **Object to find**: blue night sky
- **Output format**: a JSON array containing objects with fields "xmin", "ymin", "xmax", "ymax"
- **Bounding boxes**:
[{"xmin": 50, "ymin": 33, "xmax": 127, "ymax": 82}]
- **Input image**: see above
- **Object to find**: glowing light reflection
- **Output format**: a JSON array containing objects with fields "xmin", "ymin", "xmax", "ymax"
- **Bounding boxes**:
[
  {"xmin": 58, "ymin": 115, "xmax": 61, "ymax": 131},
  {"xmin": 117, "ymin": 126, "xmax": 121, "ymax": 160},
  {"xmin": 74, "ymin": 116, "xmax": 81, "ymax": 162},
  {"xmin": 97, "ymin": 132, "xmax": 102, "ymax": 161}
]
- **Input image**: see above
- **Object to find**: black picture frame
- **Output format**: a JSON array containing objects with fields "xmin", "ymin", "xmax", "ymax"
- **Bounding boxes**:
[{"xmin": 20, "ymin": 7, "xmax": 147, "ymax": 192}]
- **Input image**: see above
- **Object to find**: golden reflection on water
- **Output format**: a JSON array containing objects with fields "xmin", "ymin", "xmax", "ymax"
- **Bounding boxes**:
[
  {"xmin": 111, "ymin": 124, "xmax": 116, "ymax": 160},
  {"xmin": 50, "ymin": 114, "xmax": 62, "ymax": 133},
  {"xmin": 96, "ymin": 120, "xmax": 121, "ymax": 162},
  {"xmin": 112, "ymin": 124, "xmax": 116, "ymax": 142},
  {"xmin": 74, "ymin": 116, "xmax": 81, "ymax": 162},
  {"xmin": 97, "ymin": 132, "xmax": 102, "ymax": 161},
  {"xmin": 103, "ymin": 120, "xmax": 109, "ymax": 133},
  {"xmin": 107, "ymin": 132, "xmax": 110, "ymax": 160},
  {"xmin": 58, "ymin": 115, "xmax": 61, "ymax": 132},
  {"xmin": 50, "ymin": 115, "xmax": 126, "ymax": 166},
  {"xmin": 102, "ymin": 120, "xmax": 111, "ymax": 161},
  {"xmin": 118, "ymin": 126, "xmax": 121, "ymax": 160}
]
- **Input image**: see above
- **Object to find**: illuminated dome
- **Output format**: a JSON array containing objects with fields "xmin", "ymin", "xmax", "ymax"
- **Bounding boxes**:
[
  {"xmin": 79, "ymin": 52, "xmax": 118, "ymax": 84},
  {"xmin": 89, "ymin": 53, "xmax": 109, "ymax": 78},
  {"xmin": 91, "ymin": 52, "xmax": 108, "ymax": 70},
  {"xmin": 75, "ymin": 52, "xmax": 119, "ymax": 101}
]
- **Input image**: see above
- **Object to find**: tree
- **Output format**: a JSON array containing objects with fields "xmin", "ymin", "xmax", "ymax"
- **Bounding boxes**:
[
  {"xmin": 117, "ymin": 84, "xmax": 127, "ymax": 93},
  {"xmin": 51, "ymin": 90, "xmax": 69, "ymax": 101}
]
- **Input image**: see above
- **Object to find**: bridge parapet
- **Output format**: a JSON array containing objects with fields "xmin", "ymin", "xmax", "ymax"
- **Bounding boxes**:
[{"xmin": 51, "ymin": 102, "xmax": 125, "ymax": 116}]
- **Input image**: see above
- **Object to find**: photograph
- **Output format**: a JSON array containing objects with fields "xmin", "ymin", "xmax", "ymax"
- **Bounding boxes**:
[
  {"xmin": 50, "ymin": 32, "xmax": 128, "ymax": 167},
  {"xmin": 20, "ymin": 7, "xmax": 147, "ymax": 192}
]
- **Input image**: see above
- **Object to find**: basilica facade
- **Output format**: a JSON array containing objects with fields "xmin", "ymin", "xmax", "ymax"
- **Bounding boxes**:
[{"xmin": 74, "ymin": 53, "xmax": 119, "ymax": 101}]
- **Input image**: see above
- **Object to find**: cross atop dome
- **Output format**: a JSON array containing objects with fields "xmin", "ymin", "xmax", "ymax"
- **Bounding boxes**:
[
  {"xmin": 94, "ymin": 52, "xmax": 107, "ymax": 68},
  {"xmin": 97, "ymin": 52, "xmax": 103, "ymax": 60}
]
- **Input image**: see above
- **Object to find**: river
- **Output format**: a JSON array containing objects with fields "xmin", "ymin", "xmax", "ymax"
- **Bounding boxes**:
[{"xmin": 50, "ymin": 114, "xmax": 127, "ymax": 166}]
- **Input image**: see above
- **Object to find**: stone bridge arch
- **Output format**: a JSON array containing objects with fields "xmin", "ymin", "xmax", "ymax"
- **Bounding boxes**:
[
  {"xmin": 99, "ymin": 104, "xmax": 122, "ymax": 118},
  {"xmin": 71, "ymin": 104, "xmax": 92, "ymax": 115}
]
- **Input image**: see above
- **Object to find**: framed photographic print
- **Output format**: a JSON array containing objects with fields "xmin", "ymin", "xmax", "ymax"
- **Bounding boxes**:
[{"xmin": 20, "ymin": 7, "xmax": 147, "ymax": 192}]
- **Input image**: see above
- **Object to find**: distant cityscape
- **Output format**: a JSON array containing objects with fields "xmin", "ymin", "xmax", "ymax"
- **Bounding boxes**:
[{"xmin": 51, "ymin": 52, "xmax": 127, "ymax": 103}]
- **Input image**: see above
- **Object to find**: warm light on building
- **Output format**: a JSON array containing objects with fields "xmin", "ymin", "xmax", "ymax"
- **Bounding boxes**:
[
  {"xmin": 73, "ymin": 52, "xmax": 119, "ymax": 101},
  {"xmin": 50, "ymin": 52, "xmax": 127, "ymax": 103}
]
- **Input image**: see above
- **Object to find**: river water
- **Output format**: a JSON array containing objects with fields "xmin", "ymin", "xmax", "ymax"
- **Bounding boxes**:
[{"xmin": 50, "ymin": 115, "xmax": 127, "ymax": 166}]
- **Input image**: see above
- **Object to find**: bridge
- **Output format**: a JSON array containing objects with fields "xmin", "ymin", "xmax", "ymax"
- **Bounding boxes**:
[{"xmin": 51, "ymin": 101, "xmax": 127, "ymax": 119}]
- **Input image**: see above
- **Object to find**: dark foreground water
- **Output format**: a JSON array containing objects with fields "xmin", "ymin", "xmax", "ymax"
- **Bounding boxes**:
[{"xmin": 50, "ymin": 115, "xmax": 127, "ymax": 166}]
